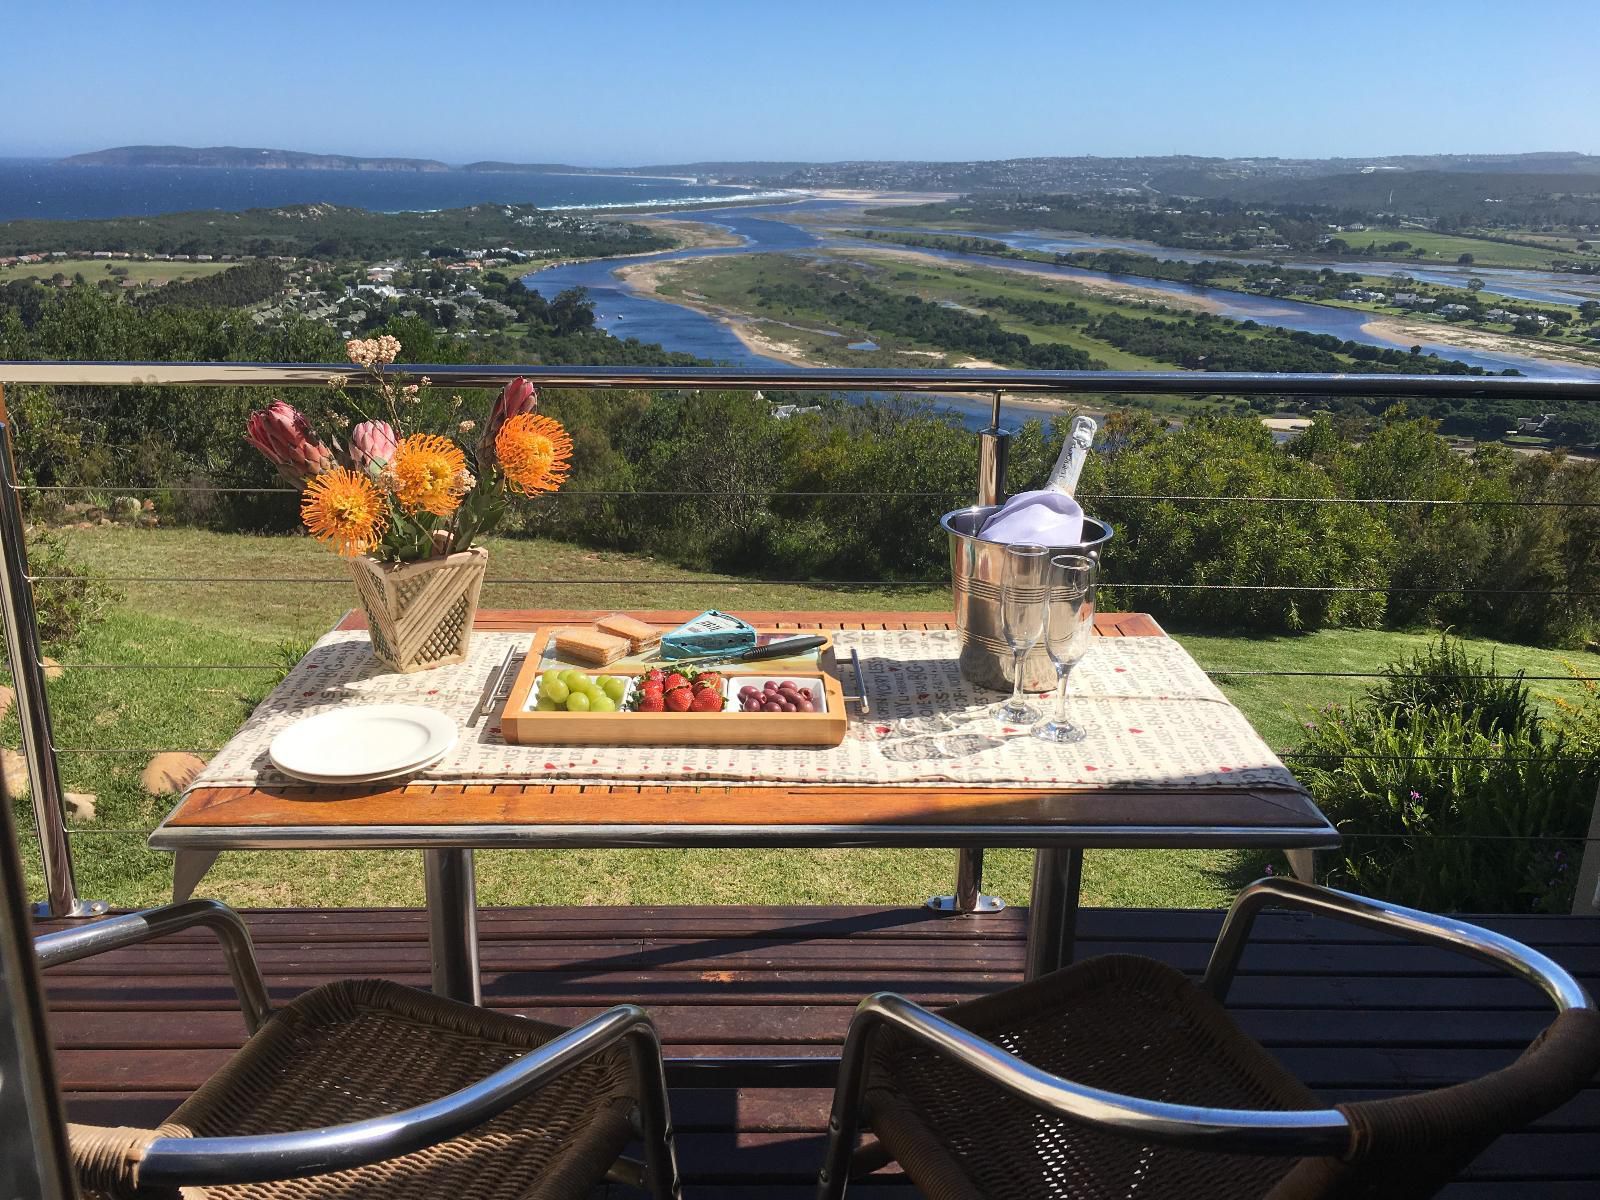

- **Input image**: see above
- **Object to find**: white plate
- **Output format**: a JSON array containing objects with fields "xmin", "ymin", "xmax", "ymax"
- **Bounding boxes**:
[
  {"xmin": 269, "ymin": 705, "xmax": 457, "ymax": 782},
  {"xmin": 267, "ymin": 746, "xmax": 452, "ymax": 786}
]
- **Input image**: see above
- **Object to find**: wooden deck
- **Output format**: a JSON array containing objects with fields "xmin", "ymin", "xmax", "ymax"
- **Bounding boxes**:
[{"xmin": 35, "ymin": 903, "xmax": 1600, "ymax": 1198}]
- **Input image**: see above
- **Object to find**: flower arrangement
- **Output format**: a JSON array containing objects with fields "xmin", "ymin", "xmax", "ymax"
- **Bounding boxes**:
[{"xmin": 245, "ymin": 336, "xmax": 571, "ymax": 563}]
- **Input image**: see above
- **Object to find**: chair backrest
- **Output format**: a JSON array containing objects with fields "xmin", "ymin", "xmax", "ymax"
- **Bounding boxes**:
[{"xmin": 1269, "ymin": 1007, "xmax": 1600, "ymax": 1198}]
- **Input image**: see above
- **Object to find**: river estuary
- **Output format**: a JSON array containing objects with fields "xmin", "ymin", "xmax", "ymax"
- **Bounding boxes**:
[{"xmin": 522, "ymin": 199, "xmax": 1598, "ymax": 394}]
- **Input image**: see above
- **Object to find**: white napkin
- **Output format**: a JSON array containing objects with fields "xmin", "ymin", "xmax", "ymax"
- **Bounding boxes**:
[{"xmin": 978, "ymin": 490, "xmax": 1086, "ymax": 546}]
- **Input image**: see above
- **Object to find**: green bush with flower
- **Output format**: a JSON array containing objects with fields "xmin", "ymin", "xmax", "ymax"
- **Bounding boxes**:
[{"xmin": 1293, "ymin": 636, "xmax": 1598, "ymax": 912}]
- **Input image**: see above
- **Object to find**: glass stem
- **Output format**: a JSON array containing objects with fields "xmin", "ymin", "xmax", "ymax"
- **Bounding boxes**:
[
  {"xmin": 1010, "ymin": 649, "xmax": 1028, "ymax": 711},
  {"xmin": 1055, "ymin": 666, "xmax": 1071, "ymax": 727}
]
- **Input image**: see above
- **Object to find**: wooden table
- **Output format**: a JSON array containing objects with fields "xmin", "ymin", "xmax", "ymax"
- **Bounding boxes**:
[{"xmin": 151, "ymin": 609, "xmax": 1339, "ymax": 1004}]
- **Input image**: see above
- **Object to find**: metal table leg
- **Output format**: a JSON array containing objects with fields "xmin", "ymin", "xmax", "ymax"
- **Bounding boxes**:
[
  {"xmin": 423, "ymin": 848, "xmax": 481, "ymax": 1005},
  {"xmin": 1024, "ymin": 847, "xmax": 1083, "ymax": 980},
  {"xmin": 171, "ymin": 850, "xmax": 221, "ymax": 903}
]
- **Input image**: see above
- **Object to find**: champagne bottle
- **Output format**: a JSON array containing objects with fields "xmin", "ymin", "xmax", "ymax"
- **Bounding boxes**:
[{"xmin": 1045, "ymin": 415, "xmax": 1097, "ymax": 497}]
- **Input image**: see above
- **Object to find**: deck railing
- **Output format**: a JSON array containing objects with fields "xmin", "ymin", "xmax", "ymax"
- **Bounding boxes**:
[{"xmin": 1, "ymin": 362, "xmax": 1597, "ymax": 919}]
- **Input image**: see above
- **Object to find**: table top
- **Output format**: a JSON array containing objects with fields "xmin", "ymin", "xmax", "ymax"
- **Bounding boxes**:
[{"xmin": 151, "ymin": 610, "xmax": 1338, "ymax": 853}]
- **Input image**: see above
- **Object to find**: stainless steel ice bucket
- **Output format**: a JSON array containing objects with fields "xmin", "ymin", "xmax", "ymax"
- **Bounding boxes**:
[{"xmin": 941, "ymin": 505, "xmax": 1114, "ymax": 692}]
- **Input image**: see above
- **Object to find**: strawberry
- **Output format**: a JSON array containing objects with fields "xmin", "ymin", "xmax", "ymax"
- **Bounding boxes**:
[
  {"xmin": 692, "ymin": 671, "xmax": 723, "ymax": 693},
  {"xmin": 636, "ymin": 692, "xmax": 665, "ymax": 713},
  {"xmin": 664, "ymin": 685, "xmax": 693, "ymax": 713},
  {"xmin": 691, "ymin": 687, "xmax": 725, "ymax": 712},
  {"xmin": 643, "ymin": 668, "xmax": 666, "ymax": 685},
  {"xmin": 664, "ymin": 673, "xmax": 689, "ymax": 691},
  {"xmin": 640, "ymin": 681, "xmax": 664, "ymax": 700}
]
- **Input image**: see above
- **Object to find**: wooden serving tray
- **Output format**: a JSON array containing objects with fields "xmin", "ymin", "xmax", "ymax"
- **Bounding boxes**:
[{"xmin": 500, "ymin": 629, "xmax": 848, "ymax": 747}]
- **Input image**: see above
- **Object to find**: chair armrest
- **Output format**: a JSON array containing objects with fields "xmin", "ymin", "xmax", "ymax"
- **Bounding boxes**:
[
  {"xmin": 35, "ymin": 899, "xmax": 272, "ymax": 1034},
  {"xmin": 1200, "ymin": 877, "xmax": 1593, "ymax": 1011},
  {"xmin": 134, "ymin": 1004, "xmax": 679, "ymax": 1199},
  {"xmin": 817, "ymin": 991, "xmax": 1351, "ymax": 1195}
]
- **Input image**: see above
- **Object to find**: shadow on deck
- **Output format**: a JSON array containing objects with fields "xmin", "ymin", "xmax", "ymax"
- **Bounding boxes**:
[{"xmin": 35, "ymin": 903, "xmax": 1600, "ymax": 1198}]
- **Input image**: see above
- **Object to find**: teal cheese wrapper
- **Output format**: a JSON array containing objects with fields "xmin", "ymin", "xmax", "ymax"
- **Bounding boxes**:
[{"xmin": 661, "ymin": 610, "xmax": 756, "ymax": 659}]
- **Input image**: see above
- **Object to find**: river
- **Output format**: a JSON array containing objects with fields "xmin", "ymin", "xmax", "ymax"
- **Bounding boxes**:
[{"xmin": 523, "ymin": 200, "xmax": 1596, "ymax": 388}]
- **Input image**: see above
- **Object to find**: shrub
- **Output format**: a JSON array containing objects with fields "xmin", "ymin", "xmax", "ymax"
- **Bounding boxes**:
[
  {"xmin": 1293, "ymin": 637, "xmax": 1596, "ymax": 912},
  {"xmin": 21, "ymin": 528, "xmax": 121, "ymax": 645}
]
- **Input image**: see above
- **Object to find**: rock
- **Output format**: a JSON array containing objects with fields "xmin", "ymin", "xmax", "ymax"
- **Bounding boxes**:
[
  {"xmin": 40, "ymin": 657, "xmax": 64, "ymax": 680},
  {"xmin": 111, "ymin": 496, "xmax": 142, "ymax": 519},
  {"xmin": 63, "ymin": 792, "xmax": 96, "ymax": 822},
  {"xmin": 0, "ymin": 684, "xmax": 13, "ymax": 720},
  {"xmin": 0, "ymin": 747, "xmax": 26, "ymax": 800},
  {"xmin": 140, "ymin": 752, "xmax": 208, "ymax": 796}
]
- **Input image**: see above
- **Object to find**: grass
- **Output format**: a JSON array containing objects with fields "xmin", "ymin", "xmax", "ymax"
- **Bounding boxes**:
[
  {"xmin": 13, "ymin": 527, "xmax": 1594, "ymax": 914},
  {"xmin": 0, "ymin": 257, "xmax": 237, "ymax": 286},
  {"xmin": 1330, "ymin": 229, "xmax": 1571, "ymax": 270}
]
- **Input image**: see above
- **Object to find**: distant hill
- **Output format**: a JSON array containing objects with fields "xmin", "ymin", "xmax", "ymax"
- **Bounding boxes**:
[{"xmin": 60, "ymin": 145, "xmax": 451, "ymax": 172}]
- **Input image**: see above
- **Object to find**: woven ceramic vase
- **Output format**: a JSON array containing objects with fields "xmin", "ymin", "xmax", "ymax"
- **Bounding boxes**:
[{"xmin": 346, "ymin": 547, "xmax": 488, "ymax": 673}]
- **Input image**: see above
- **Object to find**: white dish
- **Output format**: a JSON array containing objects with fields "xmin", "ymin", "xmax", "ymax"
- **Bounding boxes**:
[
  {"xmin": 267, "ymin": 747, "xmax": 452, "ymax": 785},
  {"xmin": 269, "ymin": 705, "xmax": 457, "ymax": 782},
  {"xmin": 727, "ymin": 676, "xmax": 828, "ymax": 714}
]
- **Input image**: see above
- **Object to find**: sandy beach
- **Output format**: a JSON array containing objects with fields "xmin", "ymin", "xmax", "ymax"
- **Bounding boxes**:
[{"xmin": 1358, "ymin": 315, "xmax": 1600, "ymax": 371}]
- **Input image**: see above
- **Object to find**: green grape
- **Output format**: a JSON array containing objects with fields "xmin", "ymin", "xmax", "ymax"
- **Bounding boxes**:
[
  {"xmin": 560, "ymin": 669, "xmax": 584, "ymax": 688},
  {"xmin": 539, "ymin": 670, "xmax": 561, "ymax": 696},
  {"xmin": 535, "ymin": 696, "xmax": 559, "ymax": 712},
  {"xmin": 581, "ymin": 679, "xmax": 606, "ymax": 698},
  {"xmin": 543, "ymin": 678, "xmax": 570, "ymax": 704},
  {"xmin": 565, "ymin": 692, "xmax": 591, "ymax": 713},
  {"xmin": 601, "ymin": 676, "xmax": 627, "ymax": 702},
  {"xmin": 589, "ymin": 695, "xmax": 617, "ymax": 713}
]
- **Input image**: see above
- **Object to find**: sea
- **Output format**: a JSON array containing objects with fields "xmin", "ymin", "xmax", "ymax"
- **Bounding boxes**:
[{"xmin": 0, "ymin": 158, "xmax": 786, "ymax": 222}]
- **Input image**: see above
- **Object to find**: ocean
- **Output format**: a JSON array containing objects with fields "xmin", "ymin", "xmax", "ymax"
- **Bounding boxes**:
[{"xmin": 0, "ymin": 159, "xmax": 784, "ymax": 222}]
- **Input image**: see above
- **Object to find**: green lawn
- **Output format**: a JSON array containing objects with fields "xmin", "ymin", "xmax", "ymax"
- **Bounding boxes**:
[
  {"xmin": 0, "ymin": 257, "xmax": 238, "ymax": 286},
  {"xmin": 12, "ymin": 527, "xmax": 1593, "ymax": 914},
  {"xmin": 1331, "ymin": 228, "xmax": 1573, "ymax": 270}
]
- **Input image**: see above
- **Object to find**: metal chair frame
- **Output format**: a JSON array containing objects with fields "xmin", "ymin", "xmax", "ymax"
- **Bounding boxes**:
[
  {"xmin": 816, "ymin": 877, "xmax": 1595, "ymax": 1199},
  {"xmin": 34, "ymin": 899, "xmax": 681, "ymax": 1199}
]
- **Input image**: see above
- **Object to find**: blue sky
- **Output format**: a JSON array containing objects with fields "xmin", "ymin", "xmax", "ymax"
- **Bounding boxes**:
[{"xmin": 4, "ymin": 1, "xmax": 1595, "ymax": 163}]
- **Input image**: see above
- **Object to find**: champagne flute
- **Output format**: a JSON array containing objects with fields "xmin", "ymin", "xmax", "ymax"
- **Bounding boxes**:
[
  {"xmin": 997, "ymin": 543, "xmax": 1049, "ymax": 725},
  {"xmin": 1035, "ymin": 554, "xmax": 1098, "ymax": 743}
]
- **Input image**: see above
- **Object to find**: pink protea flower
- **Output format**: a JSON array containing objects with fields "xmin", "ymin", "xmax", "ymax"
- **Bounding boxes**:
[
  {"xmin": 480, "ymin": 378, "xmax": 539, "ymax": 463},
  {"xmin": 246, "ymin": 401, "xmax": 335, "ymax": 483},
  {"xmin": 349, "ymin": 420, "xmax": 398, "ymax": 476}
]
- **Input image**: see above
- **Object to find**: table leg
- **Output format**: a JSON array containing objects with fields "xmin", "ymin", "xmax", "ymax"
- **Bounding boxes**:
[
  {"xmin": 1024, "ymin": 847, "xmax": 1083, "ymax": 980},
  {"xmin": 423, "ymin": 848, "xmax": 481, "ymax": 1005},
  {"xmin": 171, "ymin": 850, "xmax": 220, "ymax": 903}
]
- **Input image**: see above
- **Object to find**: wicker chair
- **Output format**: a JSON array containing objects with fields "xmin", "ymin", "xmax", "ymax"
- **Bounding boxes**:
[
  {"xmin": 34, "ymin": 900, "xmax": 680, "ymax": 1200},
  {"xmin": 818, "ymin": 877, "xmax": 1600, "ymax": 1200}
]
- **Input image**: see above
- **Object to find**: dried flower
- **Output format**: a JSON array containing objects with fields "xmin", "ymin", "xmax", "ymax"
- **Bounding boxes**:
[
  {"xmin": 390, "ymin": 434, "xmax": 471, "ymax": 516},
  {"xmin": 301, "ymin": 468, "xmax": 388, "ymax": 557},
  {"xmin": 495, "ymin": 413, "xmax": 572, "ymax": 495},
  {"xmin": 349, "ymin": 420, "xmax": 397, "ymax": 476},
  {"xmin": 457, "ymin": 419, "xmax": 477, "ymax": 434},
  {"xmin": 345, "ymin": 335, "xmax": 402, "ymax": 368},
  {"xmin": 246, "ymin": 400, "xmax": 335, "ymax": 483}
]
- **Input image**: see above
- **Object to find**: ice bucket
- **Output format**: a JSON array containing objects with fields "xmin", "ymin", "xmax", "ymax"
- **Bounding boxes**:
[{"xmin": 941, "ymin": 505, "xmax": 1113, "ymax": 692}]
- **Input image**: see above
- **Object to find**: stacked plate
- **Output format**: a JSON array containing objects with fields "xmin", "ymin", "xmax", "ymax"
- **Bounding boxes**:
[{"xmin": 268, "ymin": 705, "xmax": 458, "ymax": 784}]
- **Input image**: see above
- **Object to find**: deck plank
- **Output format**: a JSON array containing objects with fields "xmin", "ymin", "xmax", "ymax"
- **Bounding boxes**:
[{"xmin": 33, "ymin": 903, "xmax": 1600, "ymax": 1192}]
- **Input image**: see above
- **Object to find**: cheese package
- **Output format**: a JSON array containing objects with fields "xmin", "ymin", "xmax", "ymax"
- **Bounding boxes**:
[
  {"xmin": 595, "ymin": 613, "xmax": 661, "ymax": 654},
  {"xmin": 660, "ymin": 610, "xmax": 756, "ymax": 660},
  {"xmin": 552, "ymin": 627, "xmax": 631, "ymax": 666}
]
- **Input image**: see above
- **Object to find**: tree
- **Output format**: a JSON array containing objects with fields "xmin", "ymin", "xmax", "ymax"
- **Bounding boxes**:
[
  {"xmin": 1467, "ymin": 277, "xmax": 1485, "ymax": 293},
  {"xmin": 1457, "ymin": 253, "xmax": 1475, "ymax": 266}
]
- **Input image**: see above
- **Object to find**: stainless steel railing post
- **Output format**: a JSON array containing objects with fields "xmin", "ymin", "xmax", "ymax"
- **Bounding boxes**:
[
  {"xmin": 0, "ymin": 413, "xmax": 105, "ymax": 918},
  {"xmin": 927, "ymin": 398, "xmax": 1009, "ymax": 916}
]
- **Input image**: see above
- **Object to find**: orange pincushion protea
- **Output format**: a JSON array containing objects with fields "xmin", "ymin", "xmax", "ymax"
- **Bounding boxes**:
[
  {"xmin": 301, "ymin": 468, "xmax": 388, "ymax": 557},
  {"xmin": 495, "ymin": 413, "xmax": 572, "ymax": 495},
  {"xmin": 390, "ymin": 434, "xmax": 472, "ymax": 516}
]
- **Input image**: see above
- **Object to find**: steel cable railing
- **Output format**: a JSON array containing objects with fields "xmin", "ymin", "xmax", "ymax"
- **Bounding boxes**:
[{"xmin": 2, "ymin": 363, "xmax": 1598, "ymax": 918}]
